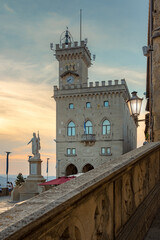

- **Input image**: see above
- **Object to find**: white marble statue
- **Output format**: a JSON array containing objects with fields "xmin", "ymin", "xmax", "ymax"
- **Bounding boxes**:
[{"xmin": 28, "ymin": 132, "xmax": 41, "ymax": 157}]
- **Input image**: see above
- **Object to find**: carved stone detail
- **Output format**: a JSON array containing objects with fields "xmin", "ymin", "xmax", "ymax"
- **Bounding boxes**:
[
  {"xmin": 92, "ymin": 193, "xmax": 110, "ymax": 240},
  {"xmin": 122, "ymin": 172, "xmax": 135, "ymax": 223},
  {"xmin": 133, "ymin": 162, "xmax": 146, "ymax": 207},
  {"xmin": 45, "ymin": 216, "xmax": 84, "ymax": 240}
]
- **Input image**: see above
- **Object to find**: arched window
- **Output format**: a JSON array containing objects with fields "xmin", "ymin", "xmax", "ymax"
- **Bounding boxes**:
[
  {"xmin": 85, "ymin": 121, "xmax": 93, "ymax": 134},
  {"xmin": 67, "ymin": 121, "xmax": 75, "ymax": 136},
  {"xmin": 102, "ymin": 120, "xmax": 111, "ymax": 135},
  {"xmin": 69, "ymin": 103, "xmax": 74, "ymax": 109},
  {"xmin": 86, "ymin": 102, "xmax": 91, "ymax": 108}
]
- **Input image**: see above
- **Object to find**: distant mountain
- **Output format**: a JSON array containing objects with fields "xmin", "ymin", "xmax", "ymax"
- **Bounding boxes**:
[{"xmin": 0, "ymin": 175, "xmax": 56, "ymax": 188}]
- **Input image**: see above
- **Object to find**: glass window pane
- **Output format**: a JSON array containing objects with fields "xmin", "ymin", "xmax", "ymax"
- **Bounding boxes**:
[
  {"xmin": 68, "ymin": 121, "xmax": 75, "ymax": 127},
  {"xmin": 72, "ymin": 127, "xmax": 75, "ymax": 136},
  {"xmin": 72, "ymin": 148, "xmax": 76, "ymax": 155},
  {"xmin": 68, "ymin": 121, "xmax": 75, "ymax": 136},
  {"xmin": 107, "ymin": 126, "xmax": 111, "ymax": 134},
  {"xmin": 102, "ymin": 120, "xmax": 111, "ymax": 135},
  {"xmin": 101, "ymin": 148, "xmax": 105, "ymax": 154},
  {"xmin": 102, "ymin": 126, "xmax": 106, "ymax": 135},
  {"xmin": 85, "ymin": 121, "xmax": 93, "ymax": 135},
  {"xmin": 86, "ymin": 102, "xmax": 91, "ymax": 108},
  {"xmin": 103, "ymin": 120, "xmax": 110, "ymax": 125},
  {"xmin": 67, "ymin": 148, "xmax": 71, "ymax": 155},
  {"xmin": 69, "ymin": 103, "xmax": 74, "ymax": 109},
  {"xmin": 89, "ymin": 127, "xmax": 92, "ymax": 134},
  {"xmin": 104, "ymin": 101, "xmax": 109, "ymax": 107},
  {"xmin": 86, "ymin": 121, "xmax": 92, "ymax": 127},
  {"xmin": 68, "ymin": 128, "xmax": 71, "ymax": 136},
  {"xmin": 107, "ymin": 147, "xmax": 111, "ymax": 154}
]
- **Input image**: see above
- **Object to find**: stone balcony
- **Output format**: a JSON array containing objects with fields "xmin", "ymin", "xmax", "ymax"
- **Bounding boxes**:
[{"xmin": 81, "ymin": 134, "xmax": 96, "ymax": 146}]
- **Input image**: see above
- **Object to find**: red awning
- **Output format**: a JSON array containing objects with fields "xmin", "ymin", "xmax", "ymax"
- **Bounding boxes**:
[{"xmin": 39, "ymin": 176, "xmax": 75, "ymax": 186}]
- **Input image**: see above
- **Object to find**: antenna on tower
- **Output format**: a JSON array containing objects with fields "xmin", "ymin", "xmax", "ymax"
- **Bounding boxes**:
[
  {"xmin": 80, "ymin": 9, "xmax": 82, "ymax": 43},
  {"xmin": 50, "ymin": 43, "xmax": 54, "ymax": 51},
  {"xmin": 84, "ymin": 38, "xmax": 88, "ymax": 45}
]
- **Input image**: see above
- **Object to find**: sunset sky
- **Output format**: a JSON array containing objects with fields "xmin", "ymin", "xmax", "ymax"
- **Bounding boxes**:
[{"xmin": 0, "ymin": 0, "xmax": 148, "ymax": 177}]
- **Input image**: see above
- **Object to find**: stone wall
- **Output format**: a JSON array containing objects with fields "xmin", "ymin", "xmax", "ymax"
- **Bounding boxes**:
[
  {"xmin": 0, "ymin": 142, "xmax": 160, "ymax": 240},
  {"xmin": 152, "ymin": 0, "xmax": 160, "ymax": 141},
  {"xmin": 146, "ymin": 0, "xmax": 160, "ymax": 141}
]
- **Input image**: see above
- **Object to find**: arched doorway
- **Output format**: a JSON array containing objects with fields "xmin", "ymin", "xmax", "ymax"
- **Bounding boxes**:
[
  {"xmin": 66, "ymin": 164, "xmax": 78, "ymax": 176},
  {"xmin": 82, "ymin": 164, "xmax": 94, "ymax": 173}
]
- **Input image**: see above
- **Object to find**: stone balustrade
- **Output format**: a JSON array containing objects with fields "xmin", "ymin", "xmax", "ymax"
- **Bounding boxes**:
[
  {"xmin": 81, "ymin": 133, "xmax": 96, "ymax": 142},
  {"xmin": 0, "ymin": 142, "xmax": 160, "ymax": 240}
]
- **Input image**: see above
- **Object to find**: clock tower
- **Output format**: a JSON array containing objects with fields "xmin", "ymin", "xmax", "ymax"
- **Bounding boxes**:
[{"xmin": 55, "ymin": 28, "xmax": 91, "ymax": 89}]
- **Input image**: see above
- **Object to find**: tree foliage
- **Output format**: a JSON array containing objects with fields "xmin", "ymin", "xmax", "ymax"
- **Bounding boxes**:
[{"xmin": 15, "ymin": 173, "xmax": 25, "ymax": 186}]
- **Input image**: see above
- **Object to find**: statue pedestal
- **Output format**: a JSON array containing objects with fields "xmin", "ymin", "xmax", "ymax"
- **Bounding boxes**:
[
  {"xmin": 12, "ymin": 155, "xmax": 45, "ymax": 202},
  {"xmin": 27, "ymin": 154, "xmax": 45, "ymax": 181}
]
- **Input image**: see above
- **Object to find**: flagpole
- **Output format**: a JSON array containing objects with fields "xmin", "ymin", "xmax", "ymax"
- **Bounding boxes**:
[
  {"xmin": 46, "ymin": 158, "xmax": 50, "ymax": 181},
  {"xmin": 80, "ymin": 9, "xmax": 82, "ymax": 43},
  {"xmin": 6, "ymin": 152, "xmax": 11, "ymax": 187}
]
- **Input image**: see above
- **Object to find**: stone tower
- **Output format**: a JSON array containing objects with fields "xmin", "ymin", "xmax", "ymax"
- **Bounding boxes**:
[
  {"xmin": 55, "ymin": 28, "xmax": 91, "ymax": 90},
  {"xmin": 53, "ymin": 29, "xmax": 137, "ymax": 177}
]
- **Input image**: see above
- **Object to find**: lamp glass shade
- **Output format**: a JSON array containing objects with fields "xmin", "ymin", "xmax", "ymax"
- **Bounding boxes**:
[{"xmin": 127, "ymin": 91, "xmax": 143, "ymax": 117}]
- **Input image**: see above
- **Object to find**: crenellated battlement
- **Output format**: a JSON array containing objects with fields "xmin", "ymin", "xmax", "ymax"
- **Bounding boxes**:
[
  {"xmin": 54, "ymin": 78, "xmax": 126, "ymax": 92},
  {"xmin": 89, "ymin": 79, "xmax": 126, "ymax": 87},
  {"xmin": 53, "ymin": 78, "xmax": 130, "ymax": 101},
  {"xmin": 55, "ymin": 40, "xmax": 91, "ymax": 59},
  {"xmin": 56, "ymin": 40, "xmax": 87, "ymax": 50}
]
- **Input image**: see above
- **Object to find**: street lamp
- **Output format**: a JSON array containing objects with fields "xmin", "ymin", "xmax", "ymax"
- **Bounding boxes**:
[{"xmin": 127, "ymin": 91, "xmax": 143, "ymax": 125}]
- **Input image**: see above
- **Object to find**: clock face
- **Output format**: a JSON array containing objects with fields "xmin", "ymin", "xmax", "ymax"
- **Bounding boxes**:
[{"xmin": 66, "ymin": 76, "xmax": 74, "ymax": 84}]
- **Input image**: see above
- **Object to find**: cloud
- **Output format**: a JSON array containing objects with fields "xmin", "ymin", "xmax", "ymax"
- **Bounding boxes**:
[
  {"xmin": 0, "ymin": 55, "xmax": 57, "ymax": 175},
  {"xmin": 0, "ymin": 55, "xmax": 58, "ymax": 84},
  {"xmin": 90, "ymin": 64, "xmax": 146, "ymax": 88},
  {"xmin": 4, "ymin": 3, "xmax": 15, "ymax": 14},
  {"xmin": 0, "ymin": 80, "xmax": 56, "ymax": 134}
]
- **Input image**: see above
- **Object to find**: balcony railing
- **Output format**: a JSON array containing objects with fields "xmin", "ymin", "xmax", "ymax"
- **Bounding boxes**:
[{"xmin": 81, "ymin": 134, "xmax": 96, "ymax": 142}]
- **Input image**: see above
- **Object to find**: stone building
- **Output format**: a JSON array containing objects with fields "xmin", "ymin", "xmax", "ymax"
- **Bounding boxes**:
[
  {"xmin": 145, "ymin": 0, "xmax": 160, "ymax": 141},
  {"xmin": 53, "ymin": 29, "xmax": 137, "ymax": 177}
]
